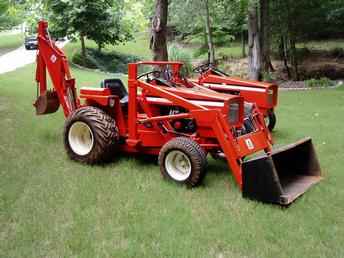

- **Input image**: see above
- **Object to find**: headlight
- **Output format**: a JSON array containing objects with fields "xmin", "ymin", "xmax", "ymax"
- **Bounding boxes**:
[{"xmin": 229, "ymin": 101, "xmax": 240, "ymax": 125}]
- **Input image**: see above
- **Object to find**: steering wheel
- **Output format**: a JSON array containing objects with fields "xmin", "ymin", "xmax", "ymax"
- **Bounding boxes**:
[
  {"xmin": 193, "ymin": 63, "xmax": 213, "ymax": 74},
  {"xmin": 137, "ymin": 70, "xmax": 162, "ymax": 80}
]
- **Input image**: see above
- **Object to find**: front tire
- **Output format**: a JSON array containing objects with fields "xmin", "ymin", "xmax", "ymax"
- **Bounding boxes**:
[
  {"xmin": 265, "ymin": 110, "xmax": 277, "ymax": 131},
  {"xmin": 158, "ymin": 137, "xmax": 207, "ymax": 187},
  {"xmin": 64, "ymin": 106, "xmax": 118, "ymax": 164}
]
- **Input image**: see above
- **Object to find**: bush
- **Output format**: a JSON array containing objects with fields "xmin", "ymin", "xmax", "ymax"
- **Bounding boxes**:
[
  {"xmin": 89, "ymin": 48, "xmax": 140, "ymax": 74},
  {"xmin": 330, "ymin": 47, "xmax": 344, "ymax": 59},
  {"xmin": 305, "ymin": 77, "xmax": 335, "ymax": 88},
  {"xmin": 72, "ymin": 51, "xmax": 98, "ymax": 69},
  {"xmin": 193, "ymin": 44, "xmax": 208, "ymax": 58},
  {"xmin": 262, "ymin": 72, "xmax": 276, "ymax": 83},
  {"xmin": 168, "ymin": 44, "xmax": 193, "ymax": 76},
  {"xmin": 72, "ymin": 48, "xmax": 141, "ymax": 73}
]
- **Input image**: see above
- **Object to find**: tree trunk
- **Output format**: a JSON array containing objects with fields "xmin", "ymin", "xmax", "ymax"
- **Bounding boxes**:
[
  {"xmin": 204, "ymin": 0, "xmax": 215, "ymax": 64},
  {"xmin": 279, "ymin": 36, "xmax": 291, "ymax": 79},
  {"xmin": 241, "ymin": 30, "xmax": 246, "ymax": 58},
  {"xmin": 260, "ymin": 0, "xmax": 274, "ymax": 72},
  {"xmin": 150, "ymin": 0, "xmax": 168, "ymax": 61},
  {"xmin": 286, "ymin": 0, "xmax": 299, "ymax": 80},
  {"xmin": 248, "ymin": 1, "xmax": 262, "ymax": 80},
  {"xmin": 80, "ymin": 34, "xmax": 86, "ymax": 66},
  {"xmin": 289, "ymin": 36, "xmax": 299, "ymax": 80}
]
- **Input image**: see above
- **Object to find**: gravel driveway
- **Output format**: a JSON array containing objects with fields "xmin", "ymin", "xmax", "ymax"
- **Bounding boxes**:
[{"xmin": 0, "ymin": 41, "xmax": 68, "ymax": 75}]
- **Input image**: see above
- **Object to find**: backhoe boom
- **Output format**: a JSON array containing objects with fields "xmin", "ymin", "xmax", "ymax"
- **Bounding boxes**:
[{"xmin": 34, "ymin": 20, "xmax": 79, "ymax": 117}]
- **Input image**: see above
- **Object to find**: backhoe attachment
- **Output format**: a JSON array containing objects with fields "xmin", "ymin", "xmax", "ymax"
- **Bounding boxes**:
[
  {"xmin": 242, "ymin": 138, "xmax": 322, "ymax": 205},
  {"xmin": 34, "ymin": 21, "xmax": 79, "ymax": 118},
  {"xmin": 34, "ymin": 90, "xmax": 60, "ymax": 115}
]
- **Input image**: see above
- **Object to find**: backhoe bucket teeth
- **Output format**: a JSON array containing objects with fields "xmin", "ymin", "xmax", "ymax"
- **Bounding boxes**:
[
  {"xmin": 34, "ymin": 91, "xmax": 60, "ymax": 115},
  {"xmin": 242, "ymin": 138, "xmax": 322, "ymax": 205}
]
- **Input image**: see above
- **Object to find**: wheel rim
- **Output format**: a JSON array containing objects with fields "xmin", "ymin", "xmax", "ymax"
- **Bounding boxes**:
[
  {"xmin": 264, "ymin": 115, "xmax": 270, "ymax": 128},
  {"xmin": 165, "ymin": 150, "xmax": 192, "ymax": 181},
  {"xmin": 68, "ymin": 121, "xmax": 94, "ymax": 156}
]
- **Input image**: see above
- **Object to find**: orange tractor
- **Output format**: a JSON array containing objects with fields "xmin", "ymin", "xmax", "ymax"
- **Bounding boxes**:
[
  {"xmin": 33, "ymin": 21, "xmax": 322, "ymax": 205},
  {"xmin": 193, "ymin": 63, "xmax": 278, "ymax": 131}
]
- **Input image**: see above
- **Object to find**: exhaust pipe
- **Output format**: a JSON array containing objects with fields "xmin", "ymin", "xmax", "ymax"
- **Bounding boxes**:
[{"xmin": 242, "ymin": 137, "xmax": 322, "ymax": 205}]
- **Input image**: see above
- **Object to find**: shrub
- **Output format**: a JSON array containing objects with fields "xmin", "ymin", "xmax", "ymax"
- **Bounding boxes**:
[
  {"xmin": 72, "ymin": 50, "xmax": 98, "ymax": 69},
  {"xmin": 72, "ymin": 48, "xmax": 141, "ymax": 73},
  {"xmin": 330, "ymin": 47, "xmax": 344, "ymax": 59},
  {"xmin": 168, "ymin": 44, "xmax": 193, "ymax": 76},
  {"xmin": 305, "ymin": 77, "xmax": 335, "ymax": 88},
  {"xmin": 262, "ymin": 72, "xmax": 276, "ymax": 83}
]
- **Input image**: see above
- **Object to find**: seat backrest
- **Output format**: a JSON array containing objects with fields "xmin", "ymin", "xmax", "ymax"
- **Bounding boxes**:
[{"xmin": 101, "ymin": 79, "xmax": 128, "ymax": 99}]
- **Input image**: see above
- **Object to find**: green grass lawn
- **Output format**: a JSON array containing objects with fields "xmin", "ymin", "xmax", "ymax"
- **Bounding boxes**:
[
  {"xmin": 1, "ymin": 64, "xmax": 344, "ymax": 257},
  {"xmin": 0, "ymin": 33, "xmax": 24, "ymax": 56},
  {"xmin": 64, "ymin": 33, "xmax": 152, "ymax": 61},
  {"xmin": 297, "ymin": 39, "xmax": 344, "ymax": 51}
]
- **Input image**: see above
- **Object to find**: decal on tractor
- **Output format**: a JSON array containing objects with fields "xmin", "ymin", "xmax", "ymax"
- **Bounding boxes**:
[
  {"xmin": 245, "ymin": 139, "xmax": 254, "ymax": 150},
  {"xmin": 50, "ymin": 54, "xmax": 57, "ymax": 63}
]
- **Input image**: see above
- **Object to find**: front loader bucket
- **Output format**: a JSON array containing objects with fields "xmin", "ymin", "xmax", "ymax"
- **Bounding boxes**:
[
  {"xmin": 34, "ymin": 91, "xmax": 60, "ymax": 115},
  {"xmin": 242, "ymin": 138, "xmax": 322, "ymax": 205}
]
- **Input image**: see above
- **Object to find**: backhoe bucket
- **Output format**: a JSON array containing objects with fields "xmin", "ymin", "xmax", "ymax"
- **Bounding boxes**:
[
  {"xmin": 242, "ymin": 138, "xmax": 322, "ymax": 205},
  {"xmin": 34, "ymin": 91, "xmax": 60, "ymax": 115}
]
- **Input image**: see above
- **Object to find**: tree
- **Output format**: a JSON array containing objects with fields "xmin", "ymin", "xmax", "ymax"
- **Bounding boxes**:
[
  {"xmin": 0, "ymin": 0, "xmax": 9, "ymax": 30},
  {"xmin": 248, "ymin": 0, "xmax": 261, "ymax": 80},
  {"xmin": 90, "ymin": 5, "xmax": 133, "ymax": 52},
  {"xmin": 49, "ymin": 0, "xmax": 131, "ymax": 64},
  {"xmin": 0, "ymin": 0, "xmax": 24, "ymax": 31},
  {"xmin": 169, "ymin": 0, "xmax": 249, "ymax": 61},
  {"xmin": 203, "ymin": 0, "xmax": 215, "ymax": 64},
  {"xmin": 150, "ymin": 0, "xmax": 168, "ymax": 61},
  {"xmin": 0, "ymin": 0, "xmax": 8, "ymax": 15},
  {"xmin": 260, "ymin": 0, "xmax": 273, "ymax": 73}
]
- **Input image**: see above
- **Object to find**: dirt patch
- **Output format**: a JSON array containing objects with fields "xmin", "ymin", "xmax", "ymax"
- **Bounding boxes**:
[
  {"xmin": 219, "ymin": 49, "xmax": 344, "ymax": 84},
  {"xmin": 272, "ymin": 50, "xmax": 344, "ymax": 80},
  {"xmin": 299, "ymin": 59, "xmax": 344, "ymax": 80}
]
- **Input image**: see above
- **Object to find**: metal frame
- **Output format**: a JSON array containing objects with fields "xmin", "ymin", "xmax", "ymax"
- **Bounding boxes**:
[{"xmin": 197, "ymin": 68, "xmax": 278, "ymax": 116}]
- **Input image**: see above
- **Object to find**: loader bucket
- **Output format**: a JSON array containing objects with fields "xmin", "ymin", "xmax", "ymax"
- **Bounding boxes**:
[
  {"xmin": 242, "ymin": 138, "xmax": 322, "ymax": 205},
  {"xmin": 34, "ymin": 91, "xmax": 60, "ymax": 115}
]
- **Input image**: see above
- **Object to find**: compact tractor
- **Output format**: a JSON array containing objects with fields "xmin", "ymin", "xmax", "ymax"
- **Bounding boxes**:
[
  {"xmin": 193, "ymin": 63, "xmax": 278, "ymax": 131},
  {"xmin": 33, "ymin": 21, "xmax": 322, "ymax": 205}
]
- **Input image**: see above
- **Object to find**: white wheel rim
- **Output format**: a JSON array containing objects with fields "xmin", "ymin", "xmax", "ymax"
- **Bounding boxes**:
[
  {"xmin": 165, "ymin": 150, "xmax": 192, "ymax": 181},
  {"xmin": 264, "ymin": 116, "xmax": 269, "ymax": 127},
  {"xmin": 68, "ymin": 121, "xmax": 94, "ymax": 156}
]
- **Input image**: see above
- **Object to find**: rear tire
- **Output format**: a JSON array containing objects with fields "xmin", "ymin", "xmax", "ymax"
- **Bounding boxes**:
[
  {"xmin": 265, "ymin": 110, "xmax": 277, "ymax": 131},
  {"xmin": 158, "ymin": 137, "xmax": 207, "ymax": 187},
  {"xmin": 64, "ymin": 106, "xmax": 119, "ymax": 164}
]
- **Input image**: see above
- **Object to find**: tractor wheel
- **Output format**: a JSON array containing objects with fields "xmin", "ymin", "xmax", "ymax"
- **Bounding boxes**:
[
  {"xmin": 64, "ymin": 106, "xmax": 119, "ymax": 164},
  {"xmin": 265, "ymin": 110, "xmax": 277, "ymax": 131},
  {"xmin": 158, "ymin": 137, "xmax": 207, "ymax": 187}
]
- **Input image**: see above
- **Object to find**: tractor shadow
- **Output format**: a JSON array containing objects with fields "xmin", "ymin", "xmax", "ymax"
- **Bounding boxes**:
[
  {"xmin": 271, "ymin": 129, "xmax": 292, "ymax": 141},
  {"xmin": 108, "ymin": 152, "xmax": 158, "ymax": 166},
  {"xmin": 204, "ymin": 157, "xmax": 236, "ymax": 188}
]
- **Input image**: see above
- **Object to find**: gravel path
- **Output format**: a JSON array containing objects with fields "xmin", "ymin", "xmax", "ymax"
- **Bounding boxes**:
[{"xmin": 0, "ymin": 41, "xmax": 68, "ymax": 75}]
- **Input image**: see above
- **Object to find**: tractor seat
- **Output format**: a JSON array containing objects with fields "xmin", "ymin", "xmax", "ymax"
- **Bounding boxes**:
[{"xmin": 101, "ymin": 78, "xmax": 128, "ymax": 105}]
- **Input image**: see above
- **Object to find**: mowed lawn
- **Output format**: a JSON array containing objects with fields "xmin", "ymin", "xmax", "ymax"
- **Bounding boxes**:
[
  {"xmin": 0, "ymin": 33, "xmax": 24, "ymax": 56},
  {"xmin": 1, "ymin": 64, "xmax": 344, "ymax": 258}
]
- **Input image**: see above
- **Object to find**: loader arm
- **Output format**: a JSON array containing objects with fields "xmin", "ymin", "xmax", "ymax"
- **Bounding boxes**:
[{"xmin": 34, "ymin": 20, "xmax": 79, "ymax": 117}]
